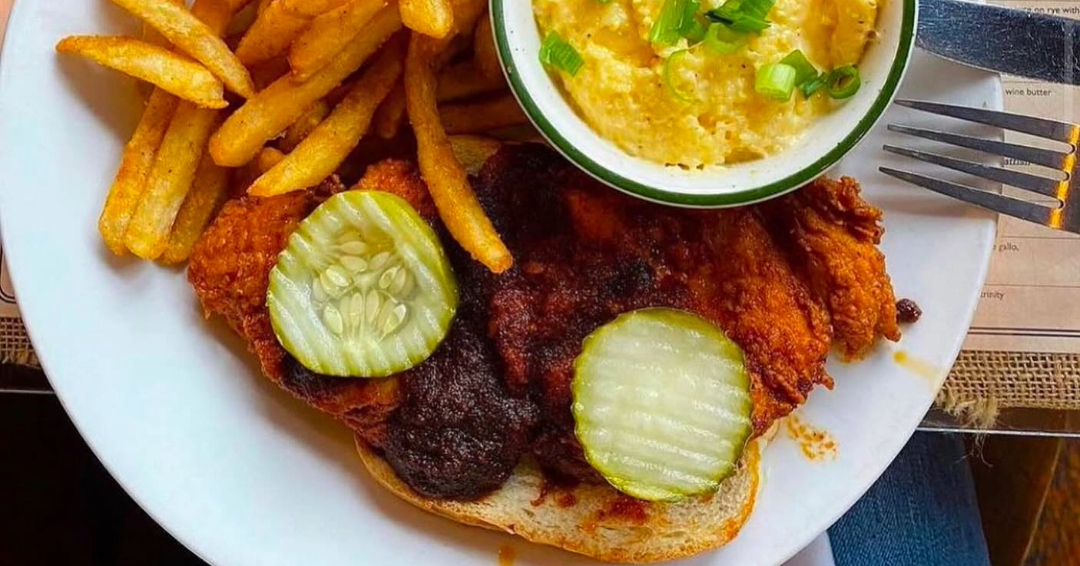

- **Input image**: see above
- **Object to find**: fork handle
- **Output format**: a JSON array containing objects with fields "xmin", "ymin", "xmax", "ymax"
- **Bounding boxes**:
[{"xmin": 917, "ymin": 0, "xmax": 1080, "ymax": 85}]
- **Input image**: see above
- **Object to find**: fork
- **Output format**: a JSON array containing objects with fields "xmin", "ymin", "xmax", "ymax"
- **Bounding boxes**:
[{"xmin": 880, "ymin": 99, "xmax": 1080, "ymax": 234}]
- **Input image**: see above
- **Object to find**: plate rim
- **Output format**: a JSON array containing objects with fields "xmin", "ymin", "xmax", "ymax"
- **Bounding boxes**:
[{"xmin": 0, "ymin": 2, "xmax": 1000, "ymax": 565}]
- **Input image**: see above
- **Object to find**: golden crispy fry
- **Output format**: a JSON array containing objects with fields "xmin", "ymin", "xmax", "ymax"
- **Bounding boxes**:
[
  {"xmin": 98, "ymin": 89, "xmax": 180, "ymax": 255},
  {"xmin": 235, "ymin": 0, "xmax": 349, "ymax": 65},
  {"xmin": 435, "ymin": 61, "xmax": 504, "ymax": 102},
  {"xmin": 448, "ymin": 135, "xmax": 501, "ymax": 175},
  {"xmin": 142, "ymin": 0, "xmax": 183, "ymax": 47},
  {"xmin": 210, "ymin": 6, "xmax": 402, "ymax": 167},
  {"xmin": 372, "ymin": 80, "xmax": 406, "ymax": 139},
  {"xmin": 236, "ymin": 4, "xmax": 309, "ymax": 65},
  {"xmin": 249, "ymin": 56, "xmax": 291, "ymax": 90},
  {"xmin": 405, "ymin": 33, "xmax": 511, "ymax": 273},
  {"xmin": 110, "ymin": 0, "xmax": 256, "ymax": 98},
  {"xmin": 436, "ymin": 0, "xmax": 486, "ymax": 50},
  {"xmin": 256, "ymin": 147, "xmax": 287, "ymax": 172},
  {"xmin": 281, "ymin": 100, "xmax": 331, "ymax": 151},
  {"xmin": 251, "ymin": 39, "xmax": 404, "ymax": 196},
  {"xmin": 472, "ymin": 12, "xmax": 500, "ymax": 80},
  {"xmin": 289, "ymin": 0, "xmax": 388, "ymax": 81},
  {"xmin": 257, "ymin": 0, "xmax": 274, "ymax": 14},
  {"xmin": 56, "ymin": 36, "xmax": 227, "ymax": 109},
  {"xmin": 124, "ymin": 102, "xmax": 221, "ymax": 259},
  {"xmin": 440, "ymin": 94, "xmax": 527, "ymax": 134},
  {"xmin": 160, "ymin": 154, "xmax": 230, "ymax": 265},
  {"xmin": 279, "ymin": 0, "xmax": 354, "ymax": 17},
  {"xmin": 400, "ymin": 0, "xmax": 454, "ymax": 39},
  {"xmin": 190, "ymin": 0, "xmax": 248, "ymax": 36}
]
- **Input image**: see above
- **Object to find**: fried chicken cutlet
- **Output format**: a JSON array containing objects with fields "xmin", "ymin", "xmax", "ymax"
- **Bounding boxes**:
[
  {"xmin": 189, "ymin": 143, "xmax": 902, "ymax": 496},
  {"xmin": 764, "ymin": 178, "xmax": 900, "ymax": 357}
]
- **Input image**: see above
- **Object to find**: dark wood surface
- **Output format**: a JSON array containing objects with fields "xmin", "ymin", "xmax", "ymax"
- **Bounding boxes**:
[{"xmin": 0, "ymin": 364, "xmax": 204, "ymax": 566}]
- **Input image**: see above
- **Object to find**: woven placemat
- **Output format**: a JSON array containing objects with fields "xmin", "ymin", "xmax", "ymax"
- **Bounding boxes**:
[{"xmin": 940, "ymin": 351, "xmax": 1080, "ymax": 427}]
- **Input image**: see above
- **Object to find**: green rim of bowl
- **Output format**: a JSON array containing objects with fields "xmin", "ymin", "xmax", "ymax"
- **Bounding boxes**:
[{"xmin": 491, "ymin": 0, "xmax": 917, "ymax": 207}]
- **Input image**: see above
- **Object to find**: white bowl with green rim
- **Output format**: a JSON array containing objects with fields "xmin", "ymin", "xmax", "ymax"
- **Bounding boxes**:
[{"xmin": 490, "ymin": 0, "xmax": 918, "ymax": 207}]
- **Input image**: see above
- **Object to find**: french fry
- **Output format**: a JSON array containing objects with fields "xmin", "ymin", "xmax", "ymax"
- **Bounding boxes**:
[
  {"xmin": 372, "ymin": 80, "xmax": 406, "ymax": 139},
  {"xmin": 256, "ymin": 147, "xmax": 288, "ymax": 172},
  {"xmin": 279, "ymin": 0, "xmax": 354, "ymax": 17},
  {"xmin": 257, "ymin": 0, "xmax": 274, "ymax": 14},
  {"xmin": 281, "ymin": 100, "xmax": 331, "ymax": 151},
  {"xmin": 236, "ymin": 0, "xmax": 350, "ymax": 65},
  {"xmin": 405, "ymin": 33, "xmax": 511, "ymax": 273},
  {"xmin": 435, "ymin": 61, "xmax": 504, "ymax": 102},
  {"xmin": 124, "ymin": 102, "xmax": 221, "ymax": 260},
  {"xmin": 440, "ymin": 94, "xmax": 527, "ymax": 134},
  {"xmin": 472, "ymin": 12, "xmax": 500, "ymax": 80},
  {"xmin": 210, "ymin": 6, "xmax": 402, "ymax": 167},
  {"xmin": 251, "ymin": 39, "xmax": 405, "ymax": 196},
  {"xmin": 400, "ymin": 0, "xmax": 454, "ymax": 39},
  {"xmin": 56, "ymin": 36, "xmax": 227, "ymax": 109},
  {"xmin": 289, "ymin": 0, "xmax": 388, "ymax": 81},
  {"xmin": 110, "ymin": 0, "xmax": 256, "ymax": 98},
  {"xmin": 98, "ymin": 89, "xmax": 180, "ymax": 255},
  {"xmin": 191, "ymin": 0, "xmax": 251, "ymax": 37},
  {"xmin": 159, "ymin": 154, "xmax": 230, "ymax": 265},
  {"xmin": 448, "ymin": 135, "xmax": 501, "ymax": 175},
  {"xmin": 439, "ymin": 0, "xmax": 486, "ymax": 49}
]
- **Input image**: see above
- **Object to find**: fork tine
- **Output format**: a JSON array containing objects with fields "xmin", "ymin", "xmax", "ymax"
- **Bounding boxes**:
[
  {"xmin": 888, "ymin": 124, "xmax": 1072, "ymax": 170},
  {"xmin": 880, "ymin": 167, "xmax": 1055, "ymax": 226},
  {"xmin": 883, "ymin": 145, "xmax": 1064, "ymax": 199},
  {"xmin": 896, "ymin": 99, "xmax": 1080, "ymax": 144}
]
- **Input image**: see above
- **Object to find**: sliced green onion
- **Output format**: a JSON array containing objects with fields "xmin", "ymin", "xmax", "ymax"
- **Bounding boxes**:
[
  {"xmin": 779, "ymin": 49, "xmax": 818, "ymax": 86},
  {"xmin": 650, "ymin": 0, "xmax": 690, "ymax": 45},
  {"xmin": 539, "ymin": 32, "xmax": 584, "ymax": 76},
  {"xmin": 708, "ymin": 0, "xmax": 742, "ymax": 20},
  {"xmin": 703, "ymin": 23, "xmax": 746, "ymax": 55},
  {"xmin": 800, "ymin": 75, "xmax": 826, "ymax": 97},
  {"xmin": 663, "ymin": 49, "xmax": 697, "ymax": 103},
  {"xmin": 755, "ymin": 63, "xmax": 796, "ymax": 102},
  {"xmin": 738, "ymin": 0, "xmax": 776, "ymax": 18},
  {"xmin": 826, "ymin": 65, "xmax": 860, "ymax": 99},
  {"xmin": 678, "ymin": 0, "xmax": 702, "ymax": 36},
  {"xmin": 727, "ymin": 14, "xmax": 769, "ymax": 32},
  {"xmin": 684, "ymin": 17, "xmax": 709, "ymax": 43},
  {"xmin": 705, "ymin": 0, "xmax": 770, "ymax": 32}
]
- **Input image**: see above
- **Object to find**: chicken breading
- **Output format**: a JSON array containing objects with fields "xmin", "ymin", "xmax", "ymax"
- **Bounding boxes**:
[
  {"xmin": 188, "ymin": 144, "xmax": 903, "ymax": 495},
  {"xmin": 764, "ymin": 177, "xmax": 900, "ymax": 358}
]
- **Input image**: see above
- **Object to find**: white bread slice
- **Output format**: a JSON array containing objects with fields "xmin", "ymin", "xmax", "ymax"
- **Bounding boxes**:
[{"xmin": 355, "ymin": 437, "xmax": 761, "ymax": 564}]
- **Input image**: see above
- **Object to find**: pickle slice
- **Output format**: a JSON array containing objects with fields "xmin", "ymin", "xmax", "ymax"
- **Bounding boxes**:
[
  {"xmin": 572, "ymin": 308, "xmax": 753, "ymax": 502},
  {"xmin": 268, "ymin": 191, "xmax": 458, "ymax": 378}
]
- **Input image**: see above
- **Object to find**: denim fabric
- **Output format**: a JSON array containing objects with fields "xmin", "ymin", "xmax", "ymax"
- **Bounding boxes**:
[{"xmin": 828, "ymin": 433, "xmax": 991, "ymax": 566}]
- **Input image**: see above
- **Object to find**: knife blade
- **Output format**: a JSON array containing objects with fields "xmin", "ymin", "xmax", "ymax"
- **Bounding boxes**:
[{"xmin": 918, "ymin": 0, "xmax": 1080, "ymax": 85}]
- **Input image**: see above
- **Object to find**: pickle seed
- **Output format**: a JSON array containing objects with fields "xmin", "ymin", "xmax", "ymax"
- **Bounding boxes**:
[
  {"xmin": 370, "ymin": 251, "xmax": 391, "ymax": 271},
  {"xmin": 348, "ymin": 292, "xmax": 364, "ymax": 327},
  {"xmin": 323, "ymin": 304, "xmax": 344, "ymax": 335},
  {"xmin": 365, "ymin": 290, "xmax": 381, "ymax": 325},
  {"xmin": 326, "ymin": 265, "xmax": 350, "ymax": 288},
  {"xmin": 382, "ymin": 304, "xmax": 407, "ymax": 336},
  {"xmin": 339, "ymin": 240, "xmax": 369, "ymax": 255},
  {"xmin": 390, "ymin": 268, "xmax": 410, "ymax": 296},
  {"xmin": 340, "ymin": 255, "xmax": 368, "ymax": 273},
  {"xmin": 378, "ymin": 267, "xmax": 398, "ymax": 290},
  {"xmin": 312, "ymin": 277, "xmax": 328, "ymax": 303}
]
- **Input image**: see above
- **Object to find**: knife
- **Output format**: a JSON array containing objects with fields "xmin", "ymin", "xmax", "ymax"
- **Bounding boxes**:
[{"xmin": 918, "ymin": 0, "xmax": 1080, "ymax": 85}]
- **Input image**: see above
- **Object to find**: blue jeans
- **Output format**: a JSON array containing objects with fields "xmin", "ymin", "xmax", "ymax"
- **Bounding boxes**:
[{"xmin": 829, "ymin": 432, "xmax": 992, "ymax": 566}]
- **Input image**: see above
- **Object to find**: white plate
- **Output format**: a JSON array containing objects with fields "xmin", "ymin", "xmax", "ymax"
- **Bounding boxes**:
[{"xmin": 0, "ymin": 1, "xmax": 998, "ymax": 564}]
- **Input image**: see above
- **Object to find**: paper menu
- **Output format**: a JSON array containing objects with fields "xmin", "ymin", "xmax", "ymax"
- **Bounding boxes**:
[{"xmin": 962, "ymin": 1, "xmax": 1080, "ymax": 354}]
